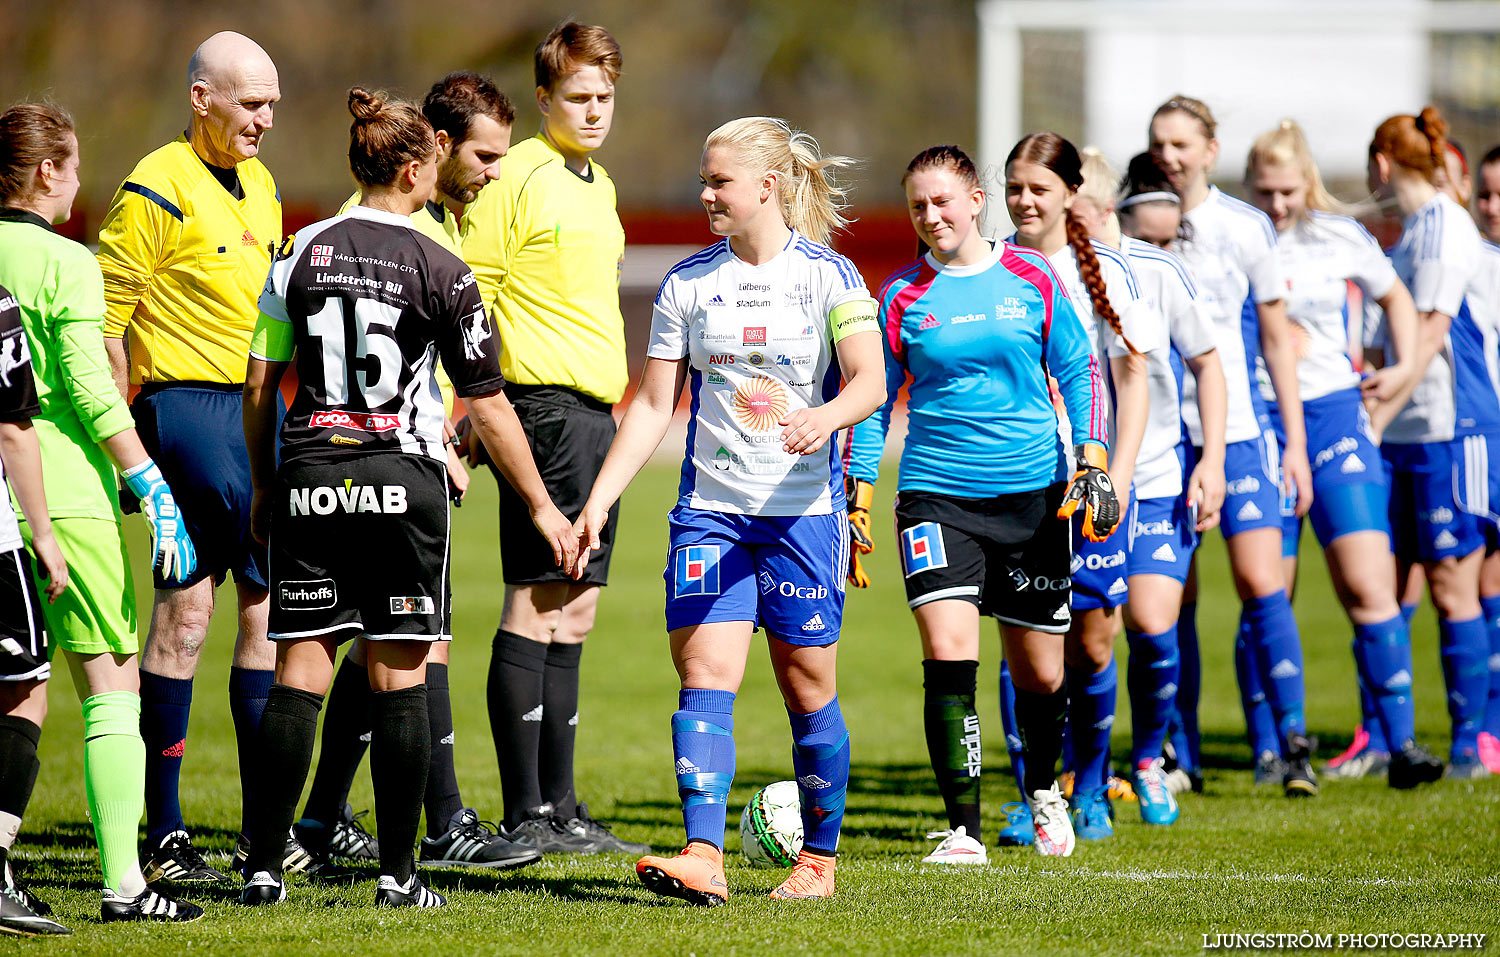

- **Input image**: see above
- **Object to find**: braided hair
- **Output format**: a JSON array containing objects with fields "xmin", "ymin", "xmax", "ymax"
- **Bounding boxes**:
[{"xmin": 1007, "ymin": 132, "xmax": 1138, "ymax": 354}]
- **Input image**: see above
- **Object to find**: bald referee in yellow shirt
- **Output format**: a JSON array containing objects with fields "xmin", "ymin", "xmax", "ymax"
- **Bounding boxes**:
[
  {"xmin": 97, "ymin": 31, "xmax": 284, "ymax": 883},
  {"xmin": 458, "ymin": 21, "xmax": 647, "ymax": 855}
]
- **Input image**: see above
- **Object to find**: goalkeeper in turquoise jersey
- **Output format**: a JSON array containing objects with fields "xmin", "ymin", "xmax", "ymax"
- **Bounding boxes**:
[{"xmin": 0, "ymin": 103, "xmax": 201, "ymax": 924}]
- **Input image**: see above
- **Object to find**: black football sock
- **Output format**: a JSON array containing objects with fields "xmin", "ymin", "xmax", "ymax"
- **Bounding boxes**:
[
  {"xmin": 1014, "ymin": 686, "xmax": 1068, "ymax": 798},
  {"xmin": 922, "ymin": 659, "xmax": 983, "ymax": 839},
  {"xmin": 488, "ymin": 630, "xmax": 546, "ymax": 828},
  {"xmin": 423, "ymin": 662, "xmax": 463, "ymax": 838},
  {"xmin": 228, "ymin": 666, "xmax": 273, "ymax": 836},
  {"xmin": 539, "ymin": 641, "xmax": 583, "ymax": 820},
  {"xmin": 0, "ymin": 715, "xmax": 42, "ymax": 839},
  {"xmin": 371, "ymin": 685, "xmax": 429, "ymax": 885},
  {"xmin": 246, "ymin": 685, "xmax": 323, "ymax": 877},
  {"xmin": 301, "ymin": 654, "xmax": 372, "ymax": 831}
]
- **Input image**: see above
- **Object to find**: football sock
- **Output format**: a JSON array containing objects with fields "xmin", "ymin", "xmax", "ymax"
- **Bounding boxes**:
[
  {"xmin": 229, "ymin": 666, "xmax": 273, "ymax": 835},
  {"xmin": 1014, "ymin": 686, "xmax": 1067, "ymax": 797},
  {"xmin": 673, "ymin": 688, "xmax": 736, "ymax": 850},
  {"xmin": 301, "ymin": 654, "xmax": 371, "ymax": 830},
  {"xmin": 1438, "ymin": 615, "xmax": 1488, "ymax": 759},
  {"xmin": 1235, "ymin": 614, "xmax": 1279, "ymax": 755},
  {"xmin": 1244, "ymin": 590, "xmax": 1307, "ymax": 743},
  {"xmin": 998, "ymin": 661, "xmax": 1027, "ymax": 800},
  {"xmin": 82, "ymin": 692, "xmax": 146, "ymax": 894},
  {"xmin": 423, "ymin": 663, "xmax": 462, "ymax": 838},
  {"xmin": 1481, "ymin": 595, "xmax": 1500, "ymax": 738},
  {"xmin": 1357, "ymin": 671, "xmax": 1390, "ymax": 753},
  {"xmin": 1066, "ymin": 660, "xmax": 1116, "ymax": 794},
  {"xmin": 371, "ymin": 685, "xmax": 429, "ymax": 885},
  {"xmin": 921, "ymin": 659, "xmax": 982, "ymax": 838},
  {"xmin": 0, "ymin": 716, "xmax": 41, "ymax": 852},
  {"xmin": 246, "ymin": 685, "xmax": 323, "ymax": 877},
  {"xmin": 788, "ymin": 696, "xmax": 850, "ymax": 856},
  {"xmin": 540, "ymin": 641, "xmax": 583, "ymax": 820},
  {"xmin": 138, "ymin": 670, "xmax": 191, "ymax": 844},
  {"xmin": 1352, "ymin": 616, "xmax": 1415, "ymax": 748},
  {"xmin": 1126, "ymin": 626, "xmax": 1179, "ymax": 766},
  {"xmin": 1174, "ymin": 601, "xmax": 1202, "ymax": 770},
  {"xmin": 489, "ymin": 630, "xmax": 547, "ymax": 827}
]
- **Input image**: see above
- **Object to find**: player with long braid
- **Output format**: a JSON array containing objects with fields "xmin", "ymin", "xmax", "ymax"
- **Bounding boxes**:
[
  {"xmin": 574, "ymin": 117, "xmax": 885, "ymax": 903},
  {"xmin": 847, "ymin": 144, "xmax": 1116, "ymax": 862}
]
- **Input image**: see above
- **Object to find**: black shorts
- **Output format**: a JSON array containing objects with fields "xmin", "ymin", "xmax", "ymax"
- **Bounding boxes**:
[
  {"xmin": 492, "ymin": 385, "xmax": 619, "ymax": 586},
  {"xmin": 0, "ymin": 548, "xmax": 49, "ymax": 682},
  {"xmin": 893, "ymin": 484, "xmax": 1072, "ymax": 634},
  {"xmin": 268, "ymin": 454, "xmax": 450, "ymax": 643}
]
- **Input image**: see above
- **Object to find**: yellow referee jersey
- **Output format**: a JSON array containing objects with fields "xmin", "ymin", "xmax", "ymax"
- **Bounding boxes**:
[
  {"xmin": 97, "ymin": 135, "xmax": 281, "ymax": 385},
  {"xmin": 462, "ymin": 134, "xmax": 627, "ymax": 404}
]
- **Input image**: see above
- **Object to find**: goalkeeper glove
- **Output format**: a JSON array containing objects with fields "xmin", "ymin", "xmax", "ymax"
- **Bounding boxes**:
[
  {"xmin": 122, "ymin": 459, "xmax": 198, "ymax": 583},
  {"xmin": 846, "ymin": 475, "xmax": 875, "ymax": 588},
  {"xmin": 1057, "ymin": 443, "xmax": 1119, "ymax": 541}
]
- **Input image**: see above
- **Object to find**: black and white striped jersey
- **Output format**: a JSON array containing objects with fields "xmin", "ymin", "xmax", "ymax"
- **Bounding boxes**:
[{"xmin": 256, "ymin": 205, "xmax": 505, "ymax": 466}]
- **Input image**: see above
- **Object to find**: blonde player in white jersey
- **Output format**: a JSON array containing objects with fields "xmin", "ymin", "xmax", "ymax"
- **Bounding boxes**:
[
  {"xmin": 1245, "ymin": 119, "xmax": 1445, "ymax": 787},
  {"xmin": 1148, "ymin": 95, "xmax": 1318, "ymax": 795},
  {"xmin": 1072, "ymin": 148, "xmax": 1228, "ymax": 825},
  {"xmin": 572, "ymin": 117, "xmax": 884, "ymax": 905},
  {"xmin": 1368, "ymin": 107, "xmax": 1497, "ymax": 779}
]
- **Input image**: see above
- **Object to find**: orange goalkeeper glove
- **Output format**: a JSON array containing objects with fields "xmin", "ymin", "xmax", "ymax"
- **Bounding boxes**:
[
  {"xmin": 846, "ymin": 476, "xmax": 875, "ymax": 588},
  {"xmin": 1057, "ymin": 443, "xmax": 1119, "ymax": 541}
]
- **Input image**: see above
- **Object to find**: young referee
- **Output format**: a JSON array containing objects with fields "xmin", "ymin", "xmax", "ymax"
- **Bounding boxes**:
[{"xmin": 458, "ymin": 21, "xmax": 646, "ymax": 854}]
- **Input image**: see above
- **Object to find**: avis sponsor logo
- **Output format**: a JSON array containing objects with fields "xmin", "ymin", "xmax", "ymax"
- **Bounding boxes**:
[
  {"xmin": 389, "ymin": 596, "xmax": 436, "ymax": 615},
  {"xmin": 279, "ymin": 578, "xmax": 336, "ymax": 610},
  {"xmin": 289, "ymin": 481, "xmax": 409, "ymax": 516},
  {"xmin": 311, "ymin": 410, "xmax": 400, "ymax": 432},
  {"xmin": 743, "ymin": 326, "xmax": 767, "ymax": 344},
  {"xmin": 310, "ymin": 244, "xmax": 333, "ymax": 267},
  {"xmin": 708, "ymin": 354, "xmax": 736, "ymax": 365}
]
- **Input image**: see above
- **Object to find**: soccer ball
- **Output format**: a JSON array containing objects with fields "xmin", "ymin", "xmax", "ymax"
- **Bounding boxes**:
[{"xmin": 739, "ymin": 780, "xmax": 802, "ymax": 867}]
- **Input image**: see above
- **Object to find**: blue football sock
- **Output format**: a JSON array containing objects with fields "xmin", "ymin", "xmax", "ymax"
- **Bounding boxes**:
[
  {"xmin": 672, "ymin": 689, "xmax": 736, "ymax": 850},
  {"xmin": 1065, "ymin": 661, "xmax": 1116, "ymax": 794},
  {"xmin": 1235, "ymin": 616, "xmax": 1279, "ymax": 755},
  {"xmin": 1244, "ymin": 590, "xmax": 1308, "ymax": 743},
  {"xmin": 1439, "ymin": 616, "xmax": 1488, "ymax": 759},
  {"xmin": 1356, "ymin": 671, "xmax": 1390, "ymax": 753},
  {"xmin": 788, "ymin": 697, "xmax": 851, "ymax": 856},
  {"xmin": 1175, "ymin": 601, "xmax": 1202, "ymax": 770},
  {"xmin": 1353, "ymin": 616, "xmax": 1415, "ymax": 749},
  {"xmin": 1127, "ymin": 627, "xmax": 1179, "ymax": 766},
  {"xmin": 999, "ymin": 661, "xmax": 1026, "ymax": 801},
  {"xmin": 229, "ymin": 667, "xmax": 274, "ymax": 835},
  {"xmin": 1481, "ymin": 595, "xmax": 1500, "ymax": 739},
  {"xmin": 139, "ymin": 670, "xmax": 192, "ymax": 844}
]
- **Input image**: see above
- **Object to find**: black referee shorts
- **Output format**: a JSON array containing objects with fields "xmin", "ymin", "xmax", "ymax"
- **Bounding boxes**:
[{"xmin": 492, "ymin": 385, "xmax": 619, "ymax": 586}]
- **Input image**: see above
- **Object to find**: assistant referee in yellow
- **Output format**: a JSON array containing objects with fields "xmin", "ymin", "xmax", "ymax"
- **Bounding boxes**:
[
  {"xmin": 96, "ymin": 31, "xmax": 283, "ymax": 883},
  {"xmin": 459, "ymin": 21, "xmax": 647, "ymax": 855}
]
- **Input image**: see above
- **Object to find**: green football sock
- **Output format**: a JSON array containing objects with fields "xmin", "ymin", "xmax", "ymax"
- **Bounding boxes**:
[{"xmin": 83, "ymin": 691, "xmax": 146, "ymax": 893}]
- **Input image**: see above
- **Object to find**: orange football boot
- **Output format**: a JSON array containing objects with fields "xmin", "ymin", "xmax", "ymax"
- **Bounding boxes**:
[
  {"xmin": 636, "ymin": 842, "xmax": 728, "ymax": 906},
  {"xmin": 769, "ymin": 849, "xmax": 836, "ymax": 900}
]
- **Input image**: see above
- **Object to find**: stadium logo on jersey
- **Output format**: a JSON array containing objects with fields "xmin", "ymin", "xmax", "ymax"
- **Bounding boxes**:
[
  {"xmin": 389, "ymin": 596, "xmax": 436, "ymax": 615},
  {"xmin": 0, "ymin": 328, "xmax": 31, "ymax": 388},
  {"xmin": 461, "ymin": 307, "xmax": 492, "ymax": 360},
  {"xmin": 732, "ymin": 376, "xmax": 789, "ymax": 431},
  {"xmin": 918, "ymin": 313, "xmax": 941, "ymax": 331},
  {"xmin": 950, "ymin": 312, "xmax": 987, "ymax": 324},
  {"xmin": 311, "ymin": 410, "xmax": 400, "ymax": 432},
  {"xmin": 1226, "ymin": 475, "xmax": 1261, "ymax": 495},
  {"xmin": 743, "ymin": 326, "xmax": 767, "ymax": 345},
  {"xmin": 279, "ymin": 579, "xmax": 336, "ymax": 610},
  {"xmin": 738, "ymin": 299, "xmax": 771, "ymax": 308},
  {"xmin": 288, "ymin": 481, "xmax": 408, "ymax": 516},
  {"xmin": 901, "ymin": 523, "xmax": 948, "ymax": 577},
  {"xmin": 309, "ymin": 244, "xmax": 333, "ymax": 267},
  {"xmin": 674, "ymin": 545, "xmax": 721, "ymax": 598},
  {"xmin": 748, "ymin": 351, "xmax": 765, "ymax": 366}
]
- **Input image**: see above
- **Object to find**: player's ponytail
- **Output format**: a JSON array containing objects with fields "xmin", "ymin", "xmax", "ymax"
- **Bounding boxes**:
[
  {"xmin": 1009, "ymin": 131, "xmax": 1138, "ymax": 354},
  {"xmin": 346, "ymin": 86, "xmax": 435, "ymax": 189},
  {"xmin": 0, "ymin": 102, "xmax": 75, "ymax": 205},
  {"xmin": 1370, "ymin": 104, "xmax": 1450, "ymax": 185},
  {"xmin": 1246, "ymin": 119, "xmax": 1346, "ymax": 215},
  {"xmin": 705, "ymin": 117, "xmax": 855, "ymax": 246}
]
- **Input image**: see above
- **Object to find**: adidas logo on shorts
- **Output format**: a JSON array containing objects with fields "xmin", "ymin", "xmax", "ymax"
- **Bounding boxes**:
[
  {"xmin": 1269, "ymin": 658, "xmax": 1301, "ymax": 680},
  {"xmin": 1151, "ymin": 542, "xmax": 1177, "ymax": 563},
  {"xmin": 1237, "ymin": 501, "xmax": 1263, "ymax": 521},
  {"xmin": 1341, "ymin": 454, "xmax": 1366, "ymax": 474},
  {"xmin": 676, "ymin": 757, "xmax": 701, "ymax": 775},
  {"xmin": 1384, "ymin": 669, "xmax": 1412, "ymax": 690},
  {"xmin": 1107, "ymin": 577, "xmax": 1128, "ymax": 596},
  {"xmin": 1434, "ymin": 530, "xmax": 1459, "ymax": 550},
  {"xmin": 802, "ymin": 613, "xmax": 826, "ymax": 632},
  {"xmin": 521, "ymin": 705, "xmax": 544, "ymax": 722},
  {"xmin": 439, "ymin": 732, "xmax": 455, "ymax": 745}
]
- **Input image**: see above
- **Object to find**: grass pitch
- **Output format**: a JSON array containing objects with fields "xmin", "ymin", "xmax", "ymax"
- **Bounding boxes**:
[{"xmin": 7, "ymin": 465, "xmax": 1498, "ymax": 954}]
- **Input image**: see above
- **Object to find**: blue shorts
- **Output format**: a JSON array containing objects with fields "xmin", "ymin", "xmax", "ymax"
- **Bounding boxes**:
[
  {"xmin": 1070, "ymin": 490, "xmax": 1132, "ymax": 611},
  {"xmin": 1125, "ymin": 495, "xmax": 1197, "ymax": 584},
  {"xmin": 1275, "ymin": 389, "xmax": 1391, "ymax": 558},
  {"xmin": 1188, "ymin": 432, "xmax": 1284, "ymax": 541},
  {"xmin": 1382, "ymin": 439, "xmax": 1485, "ymax": 562},
  {"xmin": 132, "ymin": 384, "xmax": 285, "ymax": 589},
  {"xmin": 663, "ymin": 506, "xmax": 846, "ymax": 645}
]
